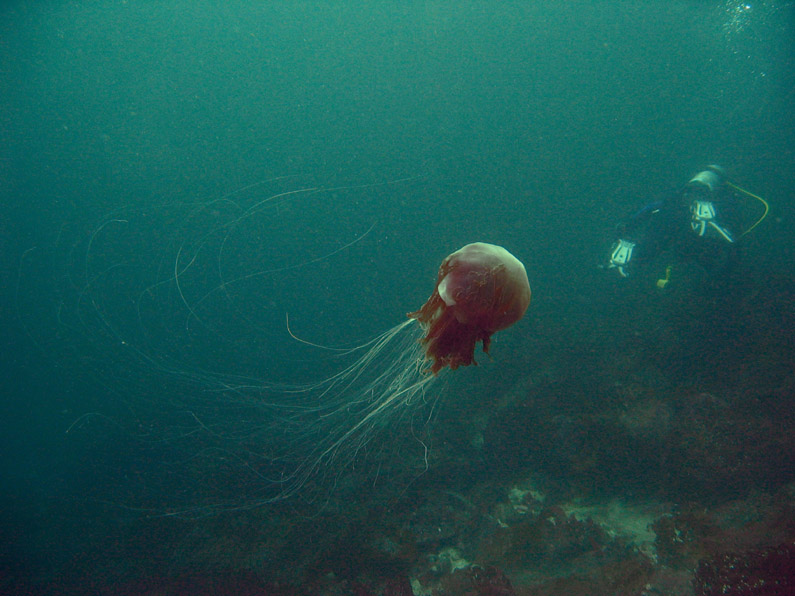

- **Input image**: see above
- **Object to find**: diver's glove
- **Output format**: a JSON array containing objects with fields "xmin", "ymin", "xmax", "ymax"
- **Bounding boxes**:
[
  {"xmin": 607, "ymin": 239, "xmax": 636, "ymax": 277},
  {"xmin": 690, "ymin": 200, "xmax": 735, "ymax": 243}
]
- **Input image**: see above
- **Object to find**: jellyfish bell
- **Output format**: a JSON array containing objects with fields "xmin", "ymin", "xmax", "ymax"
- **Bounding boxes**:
[{"xmin": 409, "ymin": 242, "xmax": 531, "ymax": 374}]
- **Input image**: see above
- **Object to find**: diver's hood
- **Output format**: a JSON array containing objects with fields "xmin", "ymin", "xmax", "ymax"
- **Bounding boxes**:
[{"xmin": 687, "ymin": 165, "xmax": 725, "ymax": 193}]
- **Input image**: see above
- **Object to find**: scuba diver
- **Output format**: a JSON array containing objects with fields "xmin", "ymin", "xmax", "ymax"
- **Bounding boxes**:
[{"xmin": 604, "ymin": 165, "xmax": 754, "ymax": 286}]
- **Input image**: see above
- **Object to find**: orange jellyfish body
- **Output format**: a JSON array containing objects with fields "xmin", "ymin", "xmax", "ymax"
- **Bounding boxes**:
[{"xmin": 408, "ymin": 242, "xmax": 531, "ymax": 374}]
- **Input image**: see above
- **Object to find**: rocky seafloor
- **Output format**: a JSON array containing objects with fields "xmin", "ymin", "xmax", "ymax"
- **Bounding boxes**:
[{"xmin": 5, "ymin": 274, "xmax": 795, "ymax": 596}]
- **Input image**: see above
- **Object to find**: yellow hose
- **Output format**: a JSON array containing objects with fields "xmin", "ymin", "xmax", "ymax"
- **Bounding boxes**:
[{"xmin": 726, "ymin": 181, "xmax": 770, "ymax": 236}]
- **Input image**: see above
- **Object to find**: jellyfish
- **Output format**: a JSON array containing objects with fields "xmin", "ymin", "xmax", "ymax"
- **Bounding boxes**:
[
  {"xmin": 52, "ymin": 178, "xmax": 532, "ymax": 512},
  {"xmin": 272, "ymin": 242, "xmax": 531, "ymax": 505},
  {"xmin": 409, "ymin": 242, "xmax": 532, "ymax": 374}
]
